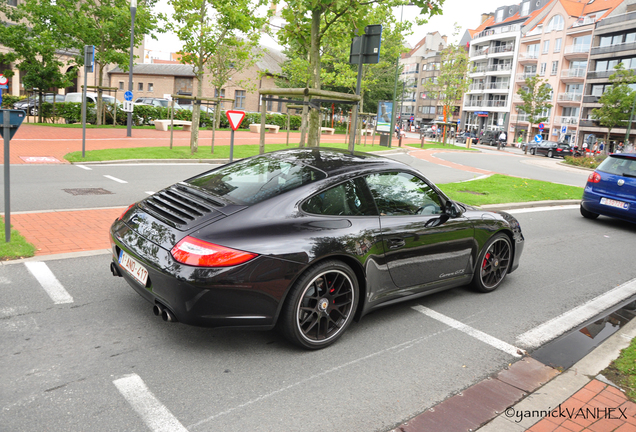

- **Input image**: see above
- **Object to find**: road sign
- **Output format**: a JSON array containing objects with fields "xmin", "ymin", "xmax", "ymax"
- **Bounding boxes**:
[
  {"xmin": 226, "ymin": 110, "xmax": 246, "ymax": 131},
  {"xmin": 124, "ymin": 91, "xmax": 133, "ymax": 102},
  {"xmin": 122, "ymin": 101, "xmax": 134, "ymax": 113},
  {"xmin": 534, "ymin": 134, "xmax": 543, "ymax": 143},
  {"xmin": 0, "ymin": 75, "xmax": 8, "ymax": 86},
  {"xmin": 457, "ymin": 120, "xmax": 461, "ymax": 125},
  {"xmin": 431, "ymin": 125, "xmax": 437, "ymax": 131},
  {"xmin": 538, "ymin": 123, "xmax": 545, "ymax": 130},
  {"xmin": 561, "ymin": 125, "xmax": 567, "ymax": 134}
]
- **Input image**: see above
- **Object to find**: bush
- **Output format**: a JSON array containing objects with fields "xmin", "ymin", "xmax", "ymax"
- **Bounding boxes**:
[
  {"xmin": 563, "ymin": 155, "xmax": 606, "ymax": 169},
  {"xmin": 2, "ymin": 95, "xmax": 21, "ymax": 109}
]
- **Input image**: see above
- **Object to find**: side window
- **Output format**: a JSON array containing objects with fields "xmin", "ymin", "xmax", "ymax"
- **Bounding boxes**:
[
  {"xmin": 365, "ymin": 172, "xmax": 443, "ymax": 216},
  {"xmin": 302, "ymin": 178, "xmax": 376, "ymax": 216}
]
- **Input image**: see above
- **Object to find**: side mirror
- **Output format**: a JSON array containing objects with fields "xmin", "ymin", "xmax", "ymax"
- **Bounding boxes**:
[{"xmin": 445, "ymin": 200, "xmax": 460, "ymax": 218}]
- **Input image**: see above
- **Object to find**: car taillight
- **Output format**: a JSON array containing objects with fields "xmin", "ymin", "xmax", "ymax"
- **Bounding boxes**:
[
  {"xmin": 588, "ymin": 172, "xmax": 601, "ymax": 183},
  {"xmin": 118, "ymin": 204, "xmax": 135, "ymax": 221},
  {"xmin": 171, "ymin": 236, "xmax": 258, "ymax": 267},
  {"xmin": 556, "ymin": 148, "xmax": 562, "ymax": 152}
]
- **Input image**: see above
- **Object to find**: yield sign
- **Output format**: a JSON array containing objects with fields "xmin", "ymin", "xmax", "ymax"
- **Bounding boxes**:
[{"xmin": 226, "ymin": 110, "xmax": 246, "ymax": 131}]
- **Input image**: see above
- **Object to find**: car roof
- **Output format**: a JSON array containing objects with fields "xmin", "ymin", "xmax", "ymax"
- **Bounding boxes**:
[{"xmin": 263, "ymin": 147, "xmax": 408, "ymax": 177}]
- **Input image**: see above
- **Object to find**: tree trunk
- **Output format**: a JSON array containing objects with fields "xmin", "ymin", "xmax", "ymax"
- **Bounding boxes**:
[
  {"xmin": 190, "ymin": 3, "xmax": 206, "ymax": 154},
  {"xmin": 307, "ymin": 8, "xmax": 321, "ymax": 147}
]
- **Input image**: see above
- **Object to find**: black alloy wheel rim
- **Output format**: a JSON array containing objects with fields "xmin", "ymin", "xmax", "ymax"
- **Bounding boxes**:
[
  {"xmin": 296, "ymin": 270, "xmax": 355, "ymax": 343},
  {"xmin": 480, "ymin": 238, "xmax": 511, "ymax": 289}
]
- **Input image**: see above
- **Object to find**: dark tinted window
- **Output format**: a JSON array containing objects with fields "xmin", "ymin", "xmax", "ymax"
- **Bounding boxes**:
[
  {"xmin": 187, "ymin": 156, "xmax": 326, "ymax": 205},
  {"xmin": 365, "ymin": 172, "xmax": 443, "ymax": 216},
  {"xmin": 302, "ymin": 178, "xmax": 376, "ymax": 216},
  {"xmin": 597, "ymin": 156, "xmax": 636, "ymax": 176}
]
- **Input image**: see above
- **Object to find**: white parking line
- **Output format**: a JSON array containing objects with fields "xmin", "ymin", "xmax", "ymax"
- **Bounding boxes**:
[
  {"xmin": 517, "ymin": 277, "xmax": 636, "ymax": 349},
  {"xmin": 103, "ymin": 175, "xmax": 128, "ymax": 184},
  {"xmin": 113, "ymin": 374, "xmax": 188, "ymax": 432},
  {"xmin": 506, "ymin": 205, "xmax": 580, "ymax": 214},
  {"xmin": 145, "ymin": 191, "xmax": 155, "ymax": 195},
  {"xmin": 24, "ymin": 262, "xmax": 73, "ymax": 304},
  {"xmin": 412, "ymin": 305, "xmax": 524, "ymax": 357},
  {"xmin": 76, "ymin": 165, "xmax": 92, "ymax": 170}
]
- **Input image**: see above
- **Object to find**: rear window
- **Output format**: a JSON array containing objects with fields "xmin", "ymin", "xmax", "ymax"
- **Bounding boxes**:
[
  {"xmin": 187, "ymin": 156, "xmax": 327, "ymax": 205},
  {"xmin": 597, "ymin": 155, "xmax": 636, "ymax": 177}
]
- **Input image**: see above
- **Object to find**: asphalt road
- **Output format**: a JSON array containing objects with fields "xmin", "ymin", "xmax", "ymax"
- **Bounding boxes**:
[
  {"xmin": 3, "ymin": 208, "xmax": 636, "ymax": 432},
  {"xmin": 4, "ymin": 148, "xmax": 636, "ymax": 431}
]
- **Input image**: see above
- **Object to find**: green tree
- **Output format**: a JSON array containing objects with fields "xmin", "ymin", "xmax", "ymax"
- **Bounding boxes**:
[
  {"xmin": 424, "ymin": 25, "xmax": 470, "ymax": 144},
  {"xmin": 0, "ymin": 0, "xmax": 75, "ymax": 123},
  {"xmin": 592, "ymin": 63, "xmax": 636, "ymax": 153},
  {"xmin": 516, "ymin": 75, "xmax": 553, "ymax": 154},
  {"xmin": 168, "ymin": 0, "xmax": 268, "ymax": 154},
  {"xmin": 50, "ymin": 0, "xmax": 161, "ymax": 125},
  {"xmin": 277, "ymin": 0, "xmax": 445, "ymax": 147},
  {"xmin": 206, "ymin": 36, "xmax": 261, "ymax": 153}
]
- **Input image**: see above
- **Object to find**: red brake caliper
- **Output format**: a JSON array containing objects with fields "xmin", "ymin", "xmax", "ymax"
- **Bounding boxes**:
[{"xmin": 482, "ymin": 252, "xmax": 491, "ymax": 269}]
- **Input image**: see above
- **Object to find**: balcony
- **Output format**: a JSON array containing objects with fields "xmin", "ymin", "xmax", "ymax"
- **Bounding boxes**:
[
  {"xmin": 579, "ymin": 119, "xmax": 600, "ymax": 128},
  {"xmin": 484, "ymin": 100, "xmax": 508, "ymax": 108},
  {"xmin": 586, "ymin": 70, "xmax": 613, "ymax": 80},
  {"xmin": 490, "ymin": 45, "xmax": 514, "ymax": 56},
  {"xmin": 472, "ymin": 48, "xmax": 488, "ymax": 57},
  {"xmin": 468, "ymin": 83, "xmax": 485, "ymax": 92},
  {"xmin": 572, "ymin": 16, "xmax": 596, "ymax": 28},
  {"xmin": 487, "ymin": 63, "xmax": 513, "ymax": 74},
  {"xmin": 473, "ymin": 24, "xmax": 520, "ymax": 40},
  {"xmin": 510, "ymin": 114, "xmax": 530, "ymax": 123},
  {"xmin": 464, "ymin": 99, "xmax": 484, "ymax": 107},
  {"xmin": 469, "ymin": 66, "xmax": 487, "ymax": 76},
  {"xmin": 486, "ymin": 82, "xmax": 511, "ymax": 91},
  {"xmin": 591, "ymin": 41, "xmax": 636, "ymax": 56},
  {"xmin": 553, "ymin": 116, "xmax": 579, "ymax": 126},
  {"xmin": 582, "ymin": 95, "xmax": 600, "ymax": 104},
  {"xmin": 557, "ymin": 93, "xmax": 583, "ymax": 104},
  {"xmin": 518, "ymin": 52, "xmax": 539, "ymax": 64},
  {"xmin": 516, "ymin": 72, "xmax": 537, "ymax": 82},
  {"xmin": 560, "ymin": 68, "xmax": 586, "ymax": 82},
  {"xmin": 563, "ymin": 44, "xmax": 590, "ymax": 60}
]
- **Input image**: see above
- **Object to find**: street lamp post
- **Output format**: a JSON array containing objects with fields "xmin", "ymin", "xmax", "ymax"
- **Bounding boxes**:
[
  {"xmin": 389, "ymin": 4, "xmax": 411, "ymax": 148},
  {"xmin": 127, "ymin": 0, "xmax": 137, "ymax": 138}
]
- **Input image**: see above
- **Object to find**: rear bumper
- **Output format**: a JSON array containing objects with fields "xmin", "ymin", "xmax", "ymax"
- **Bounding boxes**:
[
  {"xmin": 110, "ymin": 220, "xmax": 302, "ymax": 329},
  {"xmin": 582, "ymin": 188, "xmax": 636, "ymax": 223}
]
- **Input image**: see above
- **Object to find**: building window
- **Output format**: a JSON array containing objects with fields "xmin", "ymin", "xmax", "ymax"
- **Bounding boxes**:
[
  {"xmin": 554, "ymin": 38, "xmax": 562, "ymax": 52},
  {"xmin": 496, "ymin": 9, "xmax": 504, "ymax": 23},
  {"xmin": 235, "ymin": 90, "xmax": 245, "ymax": 109},
  {"xmin": 540, "ymin": 62, "xmax": 547, "ymax": 76},
  {"xmin": 521, "ymin": 1, "xmax": 530, "ymax": 16},
  {"xmin": 543, "ymin": 40, "xmax": 549, "ymax": 54},
  {"xmin": 7, "ymin": 0, "xmax": 17, "ymax": 6},
  {"xmin": 138, "ymin": 82, "xmax": 143, "ymax": 91},
  {"xmin": 546, "ymin": 15, "xmax": 564, "ymax": 32},
  {"xmin": 118, "ymin": 81, "xmax": 124, "ymax": 91},
  {"xmin": 148, "ymin": 83, "xmax": 154, "ymax": 92},
  {"xmin": 551, "ymin": 61, "xmax": 558, "ymax": 75},
  {"xmin": 214, "ymin": 88, "xmax": 226, "ymax": 98}
]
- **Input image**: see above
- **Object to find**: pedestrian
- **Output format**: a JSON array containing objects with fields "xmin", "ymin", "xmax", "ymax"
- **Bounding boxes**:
[
  {"xmin": 516, "ymin": 135, "xmax": 523, "ymax": 148},
  {"xmin": 498, "ymin": 131, "xmax": 506, "ymax": 150},
  {"xmin": 617, "ymin": 141, "xmax": 624, "ymax": 153},
  {"xmin": 599, "ymin": 142, "xmax": 604, "ymax": 154}
]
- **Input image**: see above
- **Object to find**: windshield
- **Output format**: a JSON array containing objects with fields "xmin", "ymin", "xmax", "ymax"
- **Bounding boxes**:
[
  {"xmin": 597, "ymin": 155, "xmax": 636, "ymax": 177},
  {"xmin": 187, "ymin": 156, "xmax": 326, "ymax": 205}
]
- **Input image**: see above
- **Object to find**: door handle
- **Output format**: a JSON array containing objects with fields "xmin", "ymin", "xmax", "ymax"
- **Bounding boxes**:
[{"xmin": 388, "ymin": 238, "xmax": 405, "ymax": 249}]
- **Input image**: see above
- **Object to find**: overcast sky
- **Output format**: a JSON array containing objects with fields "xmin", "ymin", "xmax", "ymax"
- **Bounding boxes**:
[{"xmin": 144, "ymin": 0, "xmax": 515, "ymax": 54}]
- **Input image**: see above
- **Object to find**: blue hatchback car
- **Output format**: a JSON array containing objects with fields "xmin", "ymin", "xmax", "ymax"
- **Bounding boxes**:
[{"xmin": 581, "ymin": 153, "xmax": 636, "ymax": 223}]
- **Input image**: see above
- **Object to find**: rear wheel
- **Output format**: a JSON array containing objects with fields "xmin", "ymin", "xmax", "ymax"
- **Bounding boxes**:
[
  {"xmin": 280, "ymin": 260, "xmax": 358, "ymax": 349},
  {"xmin": 547, "ymin": 150, "xmax": 554, "ymax": 158},
  {"xmin": 580, "ymin": 205, "xmax": 599, "ymax": 220},
  {"xmin": 472, "ymin": 234, "xmax": 512, "ymax": 293},
  {"xmin": 30, "ymin": 107, "xmax": 38, "ymax": 116}
]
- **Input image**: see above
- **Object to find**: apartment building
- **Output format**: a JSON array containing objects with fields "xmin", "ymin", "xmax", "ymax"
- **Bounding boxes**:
[
  {"xmin": 397, "ymin": 32, "xmax": 449, "ymax": 129},
  {"xmin": 512, "ymin": 0, "xmax": 623, "ymax": 146},
  {"xmin": 463, "ymin": 1, "xmax": 556, "ymax": 137},
  {"xmin": 579, "ymin": 4, "xmax": 636, "ymax": 148}
]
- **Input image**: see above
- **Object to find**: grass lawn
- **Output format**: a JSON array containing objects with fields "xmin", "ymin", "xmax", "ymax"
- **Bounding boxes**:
[
  {"xmin": 601, "ymin": 337, "xmax": 636, "ymax": 401},
  {"xmin": 65, "ymin": 143, "xmax": 391, "ymax": 162},
  {"xmin": 0, "ymin": 218, "xmax": 36, "ymax": 260},
  {"xmin": 438, "ymin": 174, "xmax": 583, "ymax": 206}
]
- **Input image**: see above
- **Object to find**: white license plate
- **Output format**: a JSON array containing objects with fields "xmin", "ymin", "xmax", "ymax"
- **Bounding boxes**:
[
  {"xmin": 119, "ymin": 250, "xmax": 149, "ymax": 286},
  {"xmin": 600, "ymin": 197, "xmax": 629, "ymax": 210}
]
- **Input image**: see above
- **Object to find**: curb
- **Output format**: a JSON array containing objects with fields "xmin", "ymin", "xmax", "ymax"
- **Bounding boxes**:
[{"xmin": 479, "ymin": 199, "xmax": 581, "ymax": 211}]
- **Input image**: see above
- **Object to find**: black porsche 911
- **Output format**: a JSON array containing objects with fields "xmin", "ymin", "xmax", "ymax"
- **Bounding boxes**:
[{"xmin": 110, "ymin": 148, "xmax": 524, "ymax": 349}]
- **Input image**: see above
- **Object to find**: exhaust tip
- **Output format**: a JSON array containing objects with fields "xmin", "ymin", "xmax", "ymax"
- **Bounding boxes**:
[
  {"xmin": 152, "ymin": 304, "xmax": 163, "ymax": 317},
  {"xmin": 110, "ymin": 262, "xmax": 122, "ymax": 277},
  {"xmin": 161, "ymin": 308, "xmax": 176, "ymax": 323}
]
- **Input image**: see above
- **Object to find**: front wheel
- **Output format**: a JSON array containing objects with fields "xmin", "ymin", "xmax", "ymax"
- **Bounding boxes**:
[
  {"xmin": 279, "ymin": 260, "xmax": 358, "ymax": 349},
  {"xmin": 530, "ymin": 148, "xmax": 536, "ymax": 155},
  {"xmin": 471, "ymin": 234, "xmax": 512, "ymax": 293},
  {"xmin": 580, "ymin": 205, "xmax": 599, "ymax": 220}
]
